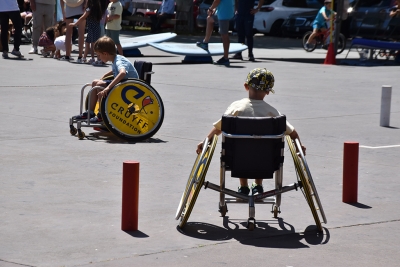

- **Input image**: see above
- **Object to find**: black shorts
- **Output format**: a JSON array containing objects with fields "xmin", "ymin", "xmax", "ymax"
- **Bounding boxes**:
[{"xmin": 66, "ymin": 14, "xmax": 82, "ymax": 20}]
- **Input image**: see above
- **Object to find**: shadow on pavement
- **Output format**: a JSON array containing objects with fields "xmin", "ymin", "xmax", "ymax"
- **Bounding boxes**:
[{"xmin": 177, "ymin": 217, "xmax": 330, "ymax": 249}]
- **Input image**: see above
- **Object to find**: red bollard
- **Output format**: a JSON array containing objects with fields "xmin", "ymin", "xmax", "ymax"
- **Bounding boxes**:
[
  {"xmin": 342, "ymin": 142, "xmax": 359, "ymax": 203},
  {"xmin": 121, "ymin": 161, "xmax": 140, "ymax": 231}
]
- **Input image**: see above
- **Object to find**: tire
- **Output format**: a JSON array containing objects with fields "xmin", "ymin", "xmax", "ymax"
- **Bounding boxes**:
[
  {"xmin": 101, "ymin": 79, "xmax": 164, "ymax": 142},
  {"xmin": 336, "ymin": 33, "xmax": 346, "ymax": 54},
  {"xmin": 302, "ymin": 31, "xmax": 317, "ymax": 52},
  {"xmin": 269, "ymin": 20, "xmax": 283, "ymax": 37}
]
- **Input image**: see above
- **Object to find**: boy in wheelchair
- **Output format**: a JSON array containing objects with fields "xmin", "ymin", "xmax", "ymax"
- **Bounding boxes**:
[
  {"xmin": 196, "ymin": 68, "xmax": 306, "ymax": 198},
  {"xmin": 73, "ymin": 36, "xmax": 139, "ymax": 123}
]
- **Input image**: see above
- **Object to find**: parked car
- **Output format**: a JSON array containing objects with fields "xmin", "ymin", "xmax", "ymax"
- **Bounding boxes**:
[
  {"xmin": 253, "ymin": 0, "xmax": 325, "ymax": 36},
  {"xmin": 281, "ymin": 0, "xmax": 357, "ymax": 38},
  {"xmin": 196, "ymin": 0, "xmax": 235, "ymax": 30},
  {"xmin": 347, "ymin": 0, "xmax": 397, "ymax": 39}
]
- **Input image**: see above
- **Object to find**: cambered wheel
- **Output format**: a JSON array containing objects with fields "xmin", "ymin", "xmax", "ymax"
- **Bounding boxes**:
[
  {"xmin": 302, "ymin": 31, "xmax": 317, "ymax": 52},
  {"xmin": 286, "ymin": 136, "xmax": 326, "ymax": 232},
  {"xmin": 101, "ymin": 79, "xmax": 164, "ymax": 142},
  {"xmin": 176, "ymin": 135, "xmax": 218, "ymax": 229}
]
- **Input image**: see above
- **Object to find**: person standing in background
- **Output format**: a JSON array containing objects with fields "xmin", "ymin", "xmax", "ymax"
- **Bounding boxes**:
[
  {"xmin": 105, "ymin": 0, "xmax": 123, "ymax": 55},
  {"xmin": 231, "ymin": 0, "xmax": 263, "ymax": 61},
  {"xmin": 150, "ymin": 0, "xmax": 174, "ymax": 33},
  {"xmin": 1, "ymin": 0, "xmax": 23, "ymax": 58},
  {"xmin": 28, "ymin": 0, "xmax": 55, "ymax": 54}
]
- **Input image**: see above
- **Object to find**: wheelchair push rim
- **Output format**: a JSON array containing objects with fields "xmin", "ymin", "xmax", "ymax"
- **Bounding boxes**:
[
  {"xmin": 176, "ymin": 135, "xmax": 218, "ymax": 229},
  {"xmin": 100, "ymin": 79, "xmax": 164, "ymax": 142},
  {"xmin": 286, "ymin": 136, "xmax": 325, "ymax": 232}
]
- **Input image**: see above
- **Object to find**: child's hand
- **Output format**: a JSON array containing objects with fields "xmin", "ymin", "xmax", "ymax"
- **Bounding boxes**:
[
  {"xmin": 98, "ymin": 87, "xmax": 110, "ymax": 97},
  {"xmin": 68, "ymin": 22, "xmax": 76, "ymax": 28},
  {"xmin": 196, "ymin": 142, "xmax": 203, "ymax": 154}
]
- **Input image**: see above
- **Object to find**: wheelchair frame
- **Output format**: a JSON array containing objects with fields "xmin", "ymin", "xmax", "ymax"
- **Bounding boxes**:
[
  {"xmin": 69, "ymin": 73, "xmax": 164, "ymax": 142},
  {"xmin": 176, "ymin": 134, "xmax": 327, "ymax": 232}
]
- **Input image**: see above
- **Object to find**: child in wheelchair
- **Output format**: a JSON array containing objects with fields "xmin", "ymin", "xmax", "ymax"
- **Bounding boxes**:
[
  {"xmin": 73, "ymin": 36, "xmax": 139, "ymax": 123},
  {"xmin": 196, "ymin": 68, "xmax": 306, "ymax": 198}
]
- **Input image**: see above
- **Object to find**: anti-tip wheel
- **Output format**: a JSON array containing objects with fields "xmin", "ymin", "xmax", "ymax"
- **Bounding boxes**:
[
  {"xmin": 70, "ymin": 127, "xmax": 77, "ymax": 136},
  {"xmin": 219, "ymin": 202, "xmax": 228, "ymax": 217},
  {"xmin": 247, "ymin": 222, "xmax": 255, "ymax": 231},
  {"xmin": 78, "ymin": 131, "xmax": 85, "ymax": 140}
]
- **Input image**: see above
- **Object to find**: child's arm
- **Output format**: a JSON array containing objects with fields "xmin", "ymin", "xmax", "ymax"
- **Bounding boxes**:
[
  {"xmin": 98, "ymin": 68, "xmax": 126, "ymax": 97},
  {"xmin": 288, "ymin": 129, "xmax": 306, "ymax": 155},
  {"xmin": 196, "ymin": 127, "xmax": 222, "ymax": 154},
  {"xmin": 101, "ymin": 70, "xmax": 113, "ymax": 79},
  {"xmin": 107, "ymin": 13, "xmax": 121, "ymax": 22},
  {"xmin": 70, "ymin": 10, "xmax": 89, "ymax": 27}
]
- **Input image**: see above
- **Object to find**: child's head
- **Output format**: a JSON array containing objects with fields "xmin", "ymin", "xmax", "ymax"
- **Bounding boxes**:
[
  {"xmin": 324, "ymin": 0, "xmax": 332, "ymax": 9},
  {"xmin": 245, "ymin": 68, "xmax": 275, "ymax": 94},
  {"xmin": 45, "ymin": 26, "xmax": 56, "ymax": 42},
  {"xmin": 56, "ymin": 21, "xmax": 67, "ymax": 36},
  {"xmin": 94, "ymin": 36, "xmax": 116, "ymax": 56}
]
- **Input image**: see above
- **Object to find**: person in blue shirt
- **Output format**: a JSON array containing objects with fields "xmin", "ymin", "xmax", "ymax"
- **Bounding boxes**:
[
  {"xmin": 196, "ymin": 0, "xmax": 235, "ymax": 66},
  {"xmin": 305, "ymin": 0, "xmax": 334, "ymax": 48},
  {"xmin": 231, "ymin": 0, "xmax": 264, "ymax": 62},
  {"xmin": 73, "ymin": 36, "xmax": 139, "ymax": 123},
  {"xmin": 150, "ymin": 0, "xmax": 175, "ymax": 33}
]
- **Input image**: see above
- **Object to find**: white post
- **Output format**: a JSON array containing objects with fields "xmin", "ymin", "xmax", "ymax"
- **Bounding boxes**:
[{"xmin": 380, "ymin": 85, "xmax": 392, "ymax": 127}]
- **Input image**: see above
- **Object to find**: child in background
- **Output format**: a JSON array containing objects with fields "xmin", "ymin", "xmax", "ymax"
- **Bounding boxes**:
[
  {"xmin": 105, "ymin": 0, "xmax": 123, "ymax": 56},
  {"xmin": 54, "ymin": 23, "xmax": 71, "ymax": 59},
  {"xmin": 69, "ymin": 0, "xmax": 103, "ymax": 64},
  {"xmin": 38, "ymin": 21, "xmax": 66, "ymax": 58},
  {"xmin": 72, "ymin": 36, "xmax": 139, "ymax": 122}
]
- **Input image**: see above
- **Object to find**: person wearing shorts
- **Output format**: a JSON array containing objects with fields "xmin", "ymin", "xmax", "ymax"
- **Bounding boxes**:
[
  {"xmin": 105, "ymin": 0, "xmax": 123, "ymax": 55},
  {"xmin": 305, "ymin": 0, "xmax": 333, "ymax": 49},
  {"xmin": 60, "ymin": 0, "xmax": 86, "ymax": 62},
  {"xmin": 195, "ymin": 0, "xmax": 235, "ymax": 66}
]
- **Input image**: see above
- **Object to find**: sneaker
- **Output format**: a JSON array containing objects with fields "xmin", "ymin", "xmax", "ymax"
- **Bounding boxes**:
[
  {"xmin": 92, "ymin": 60, "xmax": 105, "ymax": 66},
  {"xmin": 11, "ymin": 49, "xmax": 23, "ymax": 58},
  {"xmin": 90, "ymin": 116, "xmax": 103, "ymax": 123},
  {"xmin": 236, "ymin": 186, "xmax": 250, "ymax": 201},
  {"xmin": 60, "ymin": 56, "xmax": 72, "ymax": 61},
  {"xmin": 40, "ymin": 49, "xmax": 51, "ymax": 57},
  {"xmin": 87, "ymin": 58, "xmax": 95, "ymax": 64},
  {"xmin": 73, "ymin": 110, "xmax": 95, "ymax": 120},
  {"xmin": 251, "ymin": 183, "xmax": 264, "ymax": 196},
  {"xmin": 29, "ymin": 47, "xmax": 38, "ymax": 54},
  {"xmin": 248, "ymin": 55, "xmax": 255, "ymax": 62},
  {"xmin": 196, "ymin": 41, "xmax": 208, "ymax": 50},
  {"xmin": 213, "ymin": 57, "xmax": 230, "ymax": 66},
  {"xmin": 2, "ymin": 52, "xmax": 8, "ymax": 59},
  {"xmin": 76, "ymin": 57, "xmax": 85, "ymax": 63},
  {"xmin": 231, "ymin": 53, "xmax": 243, "ymax": 60}
]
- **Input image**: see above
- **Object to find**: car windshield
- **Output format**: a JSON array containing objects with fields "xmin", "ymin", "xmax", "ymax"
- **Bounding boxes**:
[{"xmin": 357, "ymin": 0, "xmax": 393, "ymax": 8}]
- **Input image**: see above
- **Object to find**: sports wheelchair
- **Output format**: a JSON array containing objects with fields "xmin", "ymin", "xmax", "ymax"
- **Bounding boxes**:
[
  {"xmin": 176, "ymin": 115, "xmax": 327, "ymax": 231},
  {"xmin": 69, "ymin": 61, "xmax": 164, "ymax": 141}
]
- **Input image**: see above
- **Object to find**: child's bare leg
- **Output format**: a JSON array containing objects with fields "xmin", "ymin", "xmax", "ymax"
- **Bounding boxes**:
[
  {"xmin": 307, "ymin": 29, "xmax": 319, "ymax": 44},
  {"xmin": 84, "ymin": 42, "xmax": 89, "ymax": 59},
  {"xmin": 239, "ymin": 178, "xmax": 248, "ymax": 187},
  {"xmin": 90, "ymin": 80, "xmax": 108, "ymax": 112},
  {"xmin": 90, "ymin": 43, "xmax": 95, "ymax": 60}
]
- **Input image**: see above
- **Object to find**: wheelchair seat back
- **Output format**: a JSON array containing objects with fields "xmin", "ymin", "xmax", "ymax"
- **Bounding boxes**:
[
  {"xmin": 221, "ymin": 115, "xmax": 286, "ymax": 179},
  {"xmin": 134, "ymin": 61, "xmax": 152, "ymax": 84}
]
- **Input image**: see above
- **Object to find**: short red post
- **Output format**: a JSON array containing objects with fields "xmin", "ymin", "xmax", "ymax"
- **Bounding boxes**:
[
  {"xmin": 121, "ymin": 161, "xmax": 139, "ymax": 231},
  {"xmin": 342, "ymin": 142, "xmax": 359, "ymax": 203}
]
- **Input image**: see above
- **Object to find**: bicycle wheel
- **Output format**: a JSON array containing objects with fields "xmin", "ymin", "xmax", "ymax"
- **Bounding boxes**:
[
  {"xmin": 286, "ymin": 136, "xmax": 324, "ymax": 232},
  {"xmin": 177, "ymin": 135, "xmax": 218, "ymax": 229},
  {"xmin": 100, "ymin": 79, "xmax": 164, "ymax": 142},
  {"xmin": 302, "ymin": 31, "xmax": 317, "ymax": 52},
  {"xmin": 337, "ymin": 33, "xmax": 346, "ymax": 54}
]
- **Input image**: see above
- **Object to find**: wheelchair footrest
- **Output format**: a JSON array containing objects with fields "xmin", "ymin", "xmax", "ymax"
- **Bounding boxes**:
[{"xmin": 225, "ymin": 197, "xmax": 276, "ymax": 204}]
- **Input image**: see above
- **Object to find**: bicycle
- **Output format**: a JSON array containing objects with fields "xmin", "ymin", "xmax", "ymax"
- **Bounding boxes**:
[{"xmin": 302, "ymin": 23, "xmax": 346, "ymax": 54}]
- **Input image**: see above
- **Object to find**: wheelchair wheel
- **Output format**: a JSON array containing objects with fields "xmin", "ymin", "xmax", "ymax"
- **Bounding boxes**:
[
  {"xmin": 176, "ymin": 135, "xmax": 218, "ymax": 229},
  {"xmin": 286, "ymin": 136, "xmax": 326, "ymax": 232},
  {"xmin": 100, "ymin": 79, "xmax": 164, "ymax": 142},
  {"xmin": 302, "ymin": 31, "xmax": 317, "ymax": 52},
  {"xmin": 336, "ymin": 33, "xmax": 346, "ymax": 54}
]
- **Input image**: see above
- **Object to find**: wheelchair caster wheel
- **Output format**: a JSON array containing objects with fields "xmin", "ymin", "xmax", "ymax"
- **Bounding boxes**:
[
  {"xmin": 272, "ymin": 205, "xmax": 280, "ymax": 218},
  {"xmin": 219, "ymin": 203, "xmax": 228, "ymax": 217},
  {"xmin": 70, "ymin": 127, "xmax": 77, "ymax": 136},
  {"xmin": 247, "ymin": 222, "xmax": 255, "ymax": 231},
  {"xmin": 78, "ymin": 130, "xmax": 85, "ymax": 140}
]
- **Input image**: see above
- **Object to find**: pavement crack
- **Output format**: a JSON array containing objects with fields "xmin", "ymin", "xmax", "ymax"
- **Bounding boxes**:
[{"xmin": 0, "ymin": 259, "xmax": 36, "ymax": 267}]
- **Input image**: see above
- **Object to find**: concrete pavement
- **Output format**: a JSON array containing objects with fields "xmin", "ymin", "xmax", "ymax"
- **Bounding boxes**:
[{"xmin": 0, "ymin": 32, "xmax": 399, "ymax": 267}]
